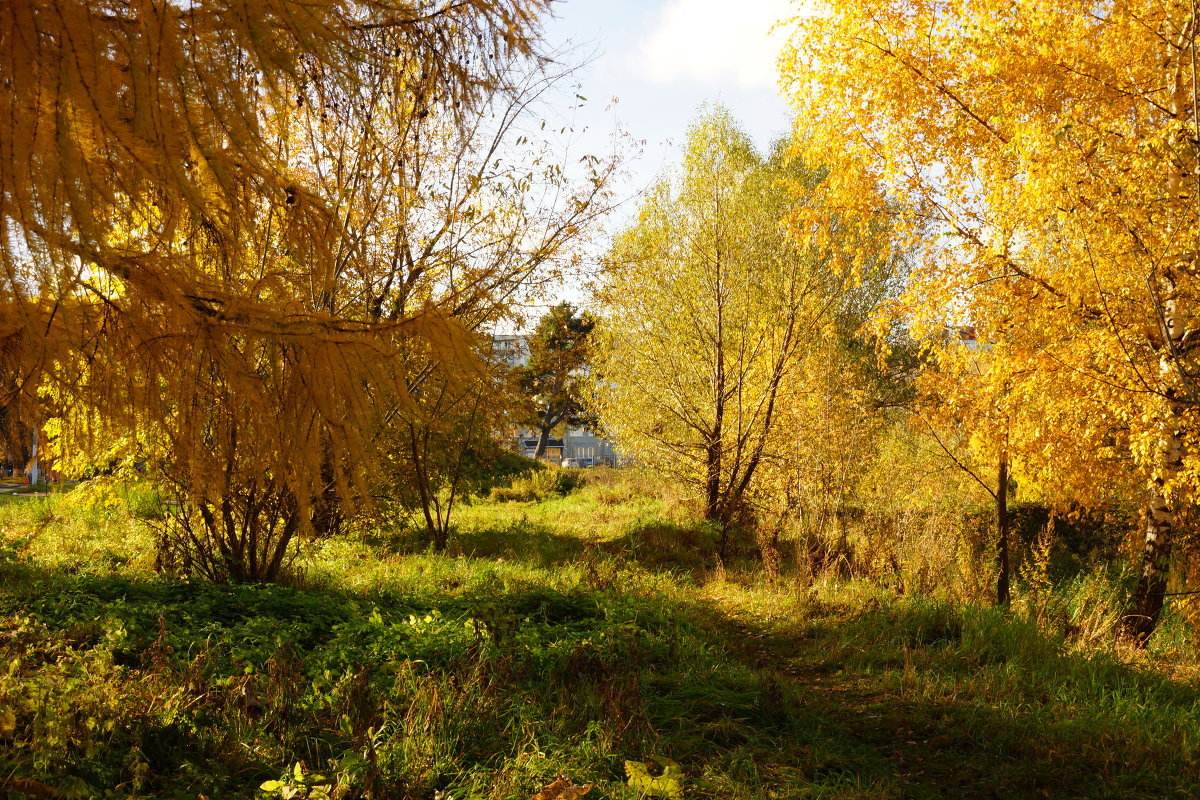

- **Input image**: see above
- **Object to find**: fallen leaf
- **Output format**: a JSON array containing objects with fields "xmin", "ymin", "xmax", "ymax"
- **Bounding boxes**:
[
  {"xmin": 625, "ymin": 758, "xmax": 684, "ymax": 799},
  {"xmin": 532, "ymin": 773, "xmax": 594, "ymax": 800},
  {"xmin": 0, "ymin": 708, "xmax": 15, "ymax": 737}
]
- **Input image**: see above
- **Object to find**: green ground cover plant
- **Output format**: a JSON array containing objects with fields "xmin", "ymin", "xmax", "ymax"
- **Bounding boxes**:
[{"xmin": 2, "ymin": 472, "xmax": 1199, "ymax": 799}]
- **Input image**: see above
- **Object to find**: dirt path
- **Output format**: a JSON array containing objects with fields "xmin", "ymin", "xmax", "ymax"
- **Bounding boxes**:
[{"xmin": 691, "ymin": 588, "xmax": 1166, "ymax": 800}]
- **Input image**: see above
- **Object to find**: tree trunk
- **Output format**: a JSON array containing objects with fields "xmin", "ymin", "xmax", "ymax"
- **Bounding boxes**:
[
  {"xmin": 534, "ymin": 422, "xmax": 552, "ymax": 459},
  {"xmin": 1124, "ymin": 17, "xmax": 1192, "ymax": 644},
  {"xmin": 996, "ymin": 451, "xmax": 1010, "ymax": 607},
  {"xmin": 407, "ymin": 421, "xmax": 442, "ymax": 548},
  {"xmin": 1125, "ymin": 485, "xmax": 1176, "ymax": 643},
  {"xmin": 310, "ymin": 447, "xmax": 343, "ymax": 537},
  {"xmin": 29, "ymin": 426, "xmax": 39, "ymax": 484},
  {"xmin": 433, "ymin": 520, "xmax": 449, "ymax": 552},
  {"xmin": 709, "ymin": 208, "xmax": 726, "ymax": 537},
  {"xmin": 705, "ymin": 433, "xmax": 723, "ymax": 521},
  {"xmin": 1125, "ymin": 395, "xmax": 1182, "ymax": 644}
]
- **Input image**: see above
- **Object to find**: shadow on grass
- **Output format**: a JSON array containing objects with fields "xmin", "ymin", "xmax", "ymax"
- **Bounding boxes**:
[
  {"xmin": 376, "ymin": 514, "xmax": 723, "ymax": 575},
  {"xmin": 675, "ymin": 590, "xmax": 1200, "ymax": 799}
]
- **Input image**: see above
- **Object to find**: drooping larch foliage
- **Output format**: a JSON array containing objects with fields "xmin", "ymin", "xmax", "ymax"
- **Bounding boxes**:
[
  {"xmin": 0, "ymin": 0, "xmax": 574, "ymax": 578},
  {"xmin": 781, "ymin": 0, "xmax": 1200, "ymax": 638}
]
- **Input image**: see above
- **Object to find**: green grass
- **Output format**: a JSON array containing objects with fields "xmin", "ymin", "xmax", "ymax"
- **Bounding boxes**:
[{"xmin": 2, "ymin": 473, "xmax": 1200, "ymax": 798}]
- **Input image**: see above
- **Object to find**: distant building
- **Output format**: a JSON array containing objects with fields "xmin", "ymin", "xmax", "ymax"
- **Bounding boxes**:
[
  {"xmin": 516, "ymin": 427, "xmax": 618, "ymax": 465},
  {"xmin": 518, "ymin": 436, "xmax": 565, "ymax": 461},
  {"xmin": 491, "ymin": 334, "xmax": 529, "ymax": 367},
  {"xmin": 951, "ymin": 325, "xmax": 986, "ymax": 351}
]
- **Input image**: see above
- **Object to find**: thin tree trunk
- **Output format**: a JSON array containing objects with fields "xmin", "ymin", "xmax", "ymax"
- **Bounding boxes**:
[
  {"xmin": 311, "ymin": 443, "xmax": 342, "ymax": 537},
  {"xmin": 1126, "ymin": 482, "xmax": 1176, "ymax": 642},
  {"xmin": 408, "ymin": 421, "xmax": 440, "ymax": 543},
  {"xmin": 705, "ymin": 432, "xmax": 723, "ymax": 515},
  {"xmin": 435, "ymin": 388, "xmax": 484, "ymax": 551},
  {"xmin": 996, "ymin": 450, "xmax": 1010, "ymax": 607},
  {"xmin": 709, "ymin": 226, "xmax": 726, "ymax": 534},
  {"xmin": 1125, "ymin": 16, "xmax": 1194, "ymax": 643}
]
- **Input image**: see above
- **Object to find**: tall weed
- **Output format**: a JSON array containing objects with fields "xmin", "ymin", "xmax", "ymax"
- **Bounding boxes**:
[{"xmin": 488, "ymin": 467, "xmax": 581, "ymax": 502}]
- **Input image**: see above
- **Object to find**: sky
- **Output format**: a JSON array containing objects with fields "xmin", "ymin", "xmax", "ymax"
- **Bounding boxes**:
[
  {"xmin": 539, "ymin": 0, "xmax": 799, "ymax": 216},
  {"xmin": 510, "ymin": 0, "xmax": 803, "ymax": 319}
]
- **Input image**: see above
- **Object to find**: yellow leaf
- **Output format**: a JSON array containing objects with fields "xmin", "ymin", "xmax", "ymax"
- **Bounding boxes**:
[
  {"xmin": 625, "ymin": 758, "xmax": 684, "ymax": 798},
  {"xmin": 0, "ymin": 708, "xmax": 15, "ymax": 737}
]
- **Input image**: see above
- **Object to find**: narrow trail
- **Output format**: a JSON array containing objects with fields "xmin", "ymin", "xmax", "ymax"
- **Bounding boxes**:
[{"xmin": 689, "ymin": 589, "xmax": 1100, "ymax": 800}]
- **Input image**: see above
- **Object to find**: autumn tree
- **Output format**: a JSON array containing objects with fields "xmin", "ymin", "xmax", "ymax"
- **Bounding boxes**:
[
  {"xmin": 518, "ymin": 303, "xmax": 597, "ymax": 459},
  {"xmin": 0, "ymin": 1, "xmax": 624, "ymax": 581},
  {"xmin": 378, "ymin": 335, "xmax": 519, "ymax": 550},
  {"xmin": 752, "ymin": 183, "xmax": 911, "ymax": 577},
  {"xmin": 913, "ymin": 331, "xmax": 1020, "ymax": 606},
  {"xmin": 782, "ymin": 0, "xmax": 1200, "ymax": 639},
  {"xmin": 270, "ymin": 27, "xmax": 621, "ymax": 539},
  {"xmin": 594, "ymin": 107, "xmax": 848, "ymax": 541}
]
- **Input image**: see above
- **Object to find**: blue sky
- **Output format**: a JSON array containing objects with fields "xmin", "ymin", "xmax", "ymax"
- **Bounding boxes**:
[
  {"xmin": 539, "ymin": 0, "xmax": 799, "ymax": 208},
  {"xmin": 504, "ymin": 0, "xmax": 807, "ymax": 322}
]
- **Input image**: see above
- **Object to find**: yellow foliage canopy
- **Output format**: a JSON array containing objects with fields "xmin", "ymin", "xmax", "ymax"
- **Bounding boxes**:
[
  {"xmin": 595, "ymin": 108, "xmax": 857, "ymax": 528},
  {"xmin": 781, "ymin": 0, "xmax": 1200, "ymax": 503},
  {"xmin": 780, "ymin": 0, "xmax": 1200, "ymax": 636},
  {"xmin": 0, "ymin": 1, "xmax": 548, "ymax": 514}
]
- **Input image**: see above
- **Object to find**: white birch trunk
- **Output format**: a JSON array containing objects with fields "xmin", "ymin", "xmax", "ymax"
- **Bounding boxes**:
[{"xmin": 1126, "ymin": 12, "xmax": 1192, "ymax": 641}]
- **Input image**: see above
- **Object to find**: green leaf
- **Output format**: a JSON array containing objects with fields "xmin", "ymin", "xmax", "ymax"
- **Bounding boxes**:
[
  {"xmin": 0, "ymin": 708, "xmax": 15, "ymax": 737},
  {"xmin": 259, "ymin": 780, "xmax": 283, "ymax": 792}
]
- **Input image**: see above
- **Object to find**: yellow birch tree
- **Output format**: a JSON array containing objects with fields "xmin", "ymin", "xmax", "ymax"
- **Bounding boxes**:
[
  {"xmin": 594, "ymin": 108, "xmax": 846, "ymax": 546},
  {"xmin": 782, "ymin": 0, "xmax": 1200, "ymax": 639}
]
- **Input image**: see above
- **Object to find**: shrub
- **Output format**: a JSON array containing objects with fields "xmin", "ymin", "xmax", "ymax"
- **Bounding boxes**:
[{"xmin": 487, "ymin": 467, "xmax": 581, "ymax": 503}]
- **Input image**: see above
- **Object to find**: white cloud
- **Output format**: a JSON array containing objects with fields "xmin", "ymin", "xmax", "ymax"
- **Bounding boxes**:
[{"xmin": 635, "ymin": 0, "xmax": 805, "ymax": 90}]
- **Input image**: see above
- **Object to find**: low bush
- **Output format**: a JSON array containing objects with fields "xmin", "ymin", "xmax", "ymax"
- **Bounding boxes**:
[{"xmin": 488, "ymin": 466, "xmax": 582, "ymax": 503}]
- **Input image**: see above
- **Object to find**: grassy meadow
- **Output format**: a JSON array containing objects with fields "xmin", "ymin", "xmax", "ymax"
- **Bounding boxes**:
[{"xmin": 2, "ymin": 470, "xmax": 1200, "ymax": 799}]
